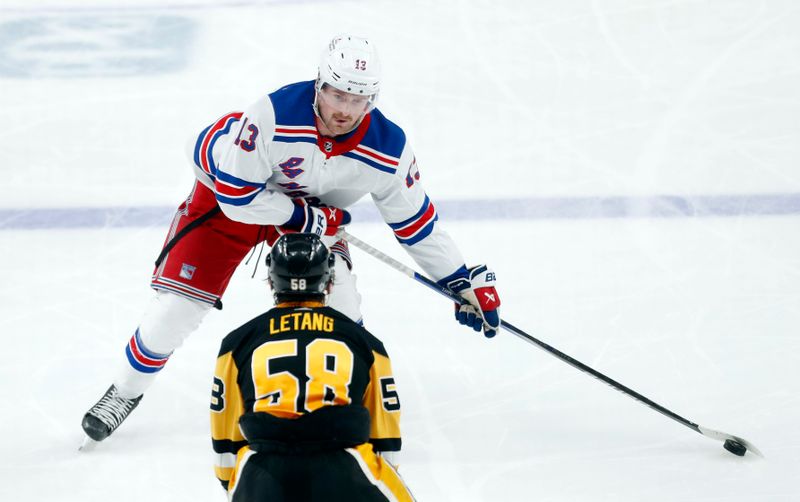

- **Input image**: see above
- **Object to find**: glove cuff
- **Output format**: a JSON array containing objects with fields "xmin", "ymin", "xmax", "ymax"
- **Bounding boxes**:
[
  {"xmin": 437, "ymin": 265, "xmax": 470, "ymax": 293},
  {"xmin": 282, "ymin": 199, "xmax": 311, "ymax": 231}
]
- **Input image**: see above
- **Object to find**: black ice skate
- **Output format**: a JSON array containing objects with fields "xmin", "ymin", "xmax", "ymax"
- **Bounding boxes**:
[{"xmin": 81, "ymin": 385, "xmax": 142, "ymax": 442}]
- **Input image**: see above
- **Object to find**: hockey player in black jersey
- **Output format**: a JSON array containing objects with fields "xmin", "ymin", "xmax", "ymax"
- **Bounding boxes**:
[{"xmin": 210, "ymin": 233, "xmax": 415, "ymax": 501}]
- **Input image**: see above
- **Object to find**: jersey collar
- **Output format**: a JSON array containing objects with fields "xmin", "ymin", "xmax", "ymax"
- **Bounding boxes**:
[
  {"xmin": 315, "ymin": 113, "xmax": 372, "ymax": 159},
  {"xmin": 275, "ymin": 300, "xmax": 326, "ymax": 308}
]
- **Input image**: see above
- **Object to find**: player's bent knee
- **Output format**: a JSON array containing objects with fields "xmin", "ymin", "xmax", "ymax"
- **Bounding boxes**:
[
  {"xmin": 328, "ymin": 257, "xmax": 363, "ymax": 323},
  {"xmin": 138, "ymin": 291, "xmax": 212, "ymax": 354}
]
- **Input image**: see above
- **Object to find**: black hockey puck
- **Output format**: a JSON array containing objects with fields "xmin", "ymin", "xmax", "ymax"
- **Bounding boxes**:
[{"xmin": 723, "ymin": 439, "xmax": 747, "ymax": 457}]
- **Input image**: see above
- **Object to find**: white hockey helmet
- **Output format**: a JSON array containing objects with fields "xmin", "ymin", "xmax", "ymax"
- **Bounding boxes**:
[{"xmin": 316, "ymin": 34, "xmax": 381, "ymax": 103}]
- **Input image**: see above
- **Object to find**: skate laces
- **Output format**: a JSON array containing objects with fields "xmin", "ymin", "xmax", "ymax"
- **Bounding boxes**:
[{"xmin": 89, "ymin": 388, "xmax": 138, "ymax": 430}]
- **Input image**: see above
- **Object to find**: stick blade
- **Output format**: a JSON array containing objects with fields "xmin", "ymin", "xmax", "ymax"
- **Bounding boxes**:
[
  {"xmin": 698, "ymin": 425, "xmax": 764, "ymax": 458},
  {"xmin": 79, "ymin": 436, "xmax": 99, "ymax": 452}
]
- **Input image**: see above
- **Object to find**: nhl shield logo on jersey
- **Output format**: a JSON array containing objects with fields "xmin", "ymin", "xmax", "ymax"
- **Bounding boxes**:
[
  {"xmin": 179, "ymin": 263, "xmax": 196, "ymax": 280},
  {"xmin": 323, "ymin": 140, "xmax": 333, "ymax": 153}
]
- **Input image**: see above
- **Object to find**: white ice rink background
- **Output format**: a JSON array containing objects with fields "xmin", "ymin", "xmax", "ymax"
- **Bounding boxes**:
[{"xmin": 1, "ymin": 0, "xmax": 799, "ymax": 500}]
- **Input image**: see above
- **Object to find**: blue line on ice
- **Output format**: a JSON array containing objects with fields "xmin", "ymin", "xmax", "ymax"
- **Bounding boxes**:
[{"xmin": 2, "ymin": 193, "xmax": 799, "ymax": 230}]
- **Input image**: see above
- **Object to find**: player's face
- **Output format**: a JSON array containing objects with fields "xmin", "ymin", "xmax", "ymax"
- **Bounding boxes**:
[{"xmin": 317, "ymin": 85, "xmax": 372, "ymax": 136}]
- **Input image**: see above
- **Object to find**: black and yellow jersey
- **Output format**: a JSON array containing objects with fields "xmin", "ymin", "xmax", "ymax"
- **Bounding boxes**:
[{"xmin": 211, "ymin": 303, "xmax": 401, "ymax": 487}]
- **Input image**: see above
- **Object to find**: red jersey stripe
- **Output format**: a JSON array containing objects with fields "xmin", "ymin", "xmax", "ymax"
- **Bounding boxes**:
[
  {"xmin": 353, "ymin": 146, "xmax": 399, "ymax": 166},
  {"xmin": 200, "ymin": 112, "xmax": 242, "ymax": 174},
  {"xmin": 393, "ymin": 202, "xmax": 437, "ymax": 239}
]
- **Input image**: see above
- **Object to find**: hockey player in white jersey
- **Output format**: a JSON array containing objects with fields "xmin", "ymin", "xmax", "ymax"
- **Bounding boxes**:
[{"xmin": 81, "ymin": 34, "xmax": 501, "ymax": 444}]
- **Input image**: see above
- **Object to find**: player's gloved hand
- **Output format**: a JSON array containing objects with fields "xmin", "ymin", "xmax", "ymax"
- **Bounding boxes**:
[
  {"xmin": 281, "ymin": 199, "xmax": 351, "ymax": 237},
  {"xmin": 440, "ymin": 265, "xmax": 501, "ymax": 338}
]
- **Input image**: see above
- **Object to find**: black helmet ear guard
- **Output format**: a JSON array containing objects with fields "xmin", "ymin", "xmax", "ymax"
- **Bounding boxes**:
[{"xmin": 266, "ymin": 233, "xmax": 334, "ymax": 297}]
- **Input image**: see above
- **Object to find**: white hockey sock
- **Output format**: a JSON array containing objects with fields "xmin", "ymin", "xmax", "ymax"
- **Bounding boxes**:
[{"xmin": 113, "ymin": 292, "xmax": 211, "ymax": 398}]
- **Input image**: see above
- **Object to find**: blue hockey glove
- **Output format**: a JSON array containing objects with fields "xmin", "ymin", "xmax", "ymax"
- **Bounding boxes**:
[{"xmin": 440, "ymin": 265, "xmax": 501, "ymax": 338}]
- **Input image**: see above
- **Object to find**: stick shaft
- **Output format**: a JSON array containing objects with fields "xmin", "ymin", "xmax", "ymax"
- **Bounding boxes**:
[
  {"xmin": 337, "ymin": 229, "xmax": 764, "ymax": 456},
  {"xmin": 338, "ymin": 230, "xmax": 701, "ymax": 432}
]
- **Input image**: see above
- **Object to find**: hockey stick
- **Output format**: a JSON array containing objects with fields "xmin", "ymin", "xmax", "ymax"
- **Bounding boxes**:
[{"xmin": 336, "ymin": 229, "xmax": 763, "ymax": 458}]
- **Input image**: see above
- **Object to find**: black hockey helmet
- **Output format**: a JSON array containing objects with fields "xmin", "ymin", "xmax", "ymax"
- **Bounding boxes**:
[{"xmin": 266, "ymin": 233, "xmax": 335, "ymax": 298}]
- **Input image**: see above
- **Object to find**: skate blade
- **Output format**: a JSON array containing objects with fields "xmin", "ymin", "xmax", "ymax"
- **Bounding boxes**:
[{"xmin": 79, "ymin": 436, "xmax": 99, "ymax": 452}]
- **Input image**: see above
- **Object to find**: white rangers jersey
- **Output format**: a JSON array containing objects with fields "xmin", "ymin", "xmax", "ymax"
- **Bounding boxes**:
[{"xmin": 189, "ymin": 80, "xmax": 465, "ymax": 281}]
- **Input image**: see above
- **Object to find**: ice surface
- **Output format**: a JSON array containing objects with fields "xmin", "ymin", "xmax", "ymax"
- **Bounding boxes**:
[{"xmin": 1, "ymin": 1, "xmax": 798, "ymax": 501}]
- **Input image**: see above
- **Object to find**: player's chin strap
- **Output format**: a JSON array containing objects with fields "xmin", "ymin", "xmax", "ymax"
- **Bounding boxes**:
[{"xmin": 335, "ymin": 229, "xmax": 764, "ymax": 458}]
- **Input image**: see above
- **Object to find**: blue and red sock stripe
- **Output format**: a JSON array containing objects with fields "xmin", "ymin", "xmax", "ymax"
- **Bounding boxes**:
[
  {"xmin": 330, "ymin": 239, "xmax": 352, "ymax": 270},
  {"xmin": 125, "ymin": 328, "xmax": 171, "ymax": 374},
  {"xmin": 388, "ymin": 195, "xmax": 438, "ymax": 245}
]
